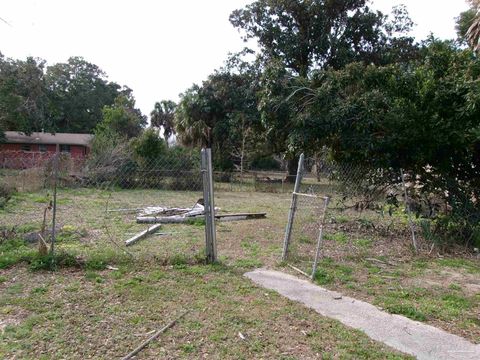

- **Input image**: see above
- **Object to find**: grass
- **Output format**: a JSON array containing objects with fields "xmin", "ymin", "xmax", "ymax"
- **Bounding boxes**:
[
  {"xmin": 0, "ymin": 186, "xmax": 479, "ymax": 357},
  {"xmin": 0, "ymin": 265, "xmax": 411, "ymax": 359},
  {"xmin": 324, "ymin": 232, "xmax": 349, "ymax": 244}
]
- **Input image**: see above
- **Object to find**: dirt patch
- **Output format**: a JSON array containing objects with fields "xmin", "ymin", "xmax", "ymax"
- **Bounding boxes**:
[
  {"xmin": 407, "ymin": 269, "xmax": 480, "ymax": 297},
  {"xmin": 0, "ymin": 307, "xmax": 30, "ymax": 333}
]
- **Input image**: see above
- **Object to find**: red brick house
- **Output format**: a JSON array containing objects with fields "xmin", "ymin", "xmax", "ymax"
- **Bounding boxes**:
[{"xmin": 0, "ymin": 131, "xmax": 94, "ymax": 169}]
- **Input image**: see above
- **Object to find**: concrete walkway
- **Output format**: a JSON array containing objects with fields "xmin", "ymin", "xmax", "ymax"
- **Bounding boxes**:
[{"xmin": 245, "ymin": 269, "xmax": 480, "ymax": 360}]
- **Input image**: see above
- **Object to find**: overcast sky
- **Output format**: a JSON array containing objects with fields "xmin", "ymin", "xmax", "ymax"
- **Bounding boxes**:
[{"xmin": 0, "ymin": 0, "xmax": 470, "ymax": 117}]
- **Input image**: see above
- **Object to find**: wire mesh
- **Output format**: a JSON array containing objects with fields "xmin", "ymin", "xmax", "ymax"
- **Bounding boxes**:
[
  {"xmin": 283, "ymin": 154, "xmax": 420, "ymax": 280},
  {"xmin": 0, "ymin": 149, "xmax": 207, "ymax": 266},
  {"xmin": 287, "ymin": 192, "xmax": 329, "ymax": 278}
]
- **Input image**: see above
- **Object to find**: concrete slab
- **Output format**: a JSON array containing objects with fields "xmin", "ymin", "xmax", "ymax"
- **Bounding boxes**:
[{"xmin": 245, "ymin": 269, "xmax": 480, "ymax": 360}]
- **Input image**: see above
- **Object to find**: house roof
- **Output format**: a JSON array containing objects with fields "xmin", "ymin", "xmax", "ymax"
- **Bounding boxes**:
[{"xmin": 4, "ymin": 131, "xmax": 94, "ymax": 147}]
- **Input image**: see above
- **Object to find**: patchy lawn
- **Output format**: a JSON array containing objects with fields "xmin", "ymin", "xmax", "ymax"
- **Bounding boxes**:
[
  {"xmin": 0, "ymin": 187, "xmax": 479, "ymax": 358},
  {"xmin": 0, "ymin": 265, "xmax": 411, "ymax": 359}
]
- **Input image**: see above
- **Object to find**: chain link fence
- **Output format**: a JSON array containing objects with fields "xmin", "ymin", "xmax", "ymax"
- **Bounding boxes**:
[
  {"xmin": 0, "ymin": 149, "xmax": 212, "ymax": 268},
  {"xmin": 282, "ymin": 154, "xmax": 422, "ymax": 279},
  {"xmin": 282, "ymin": 151, "xmax": 480, "ymax": 280},
  {"xmin": 2, "ymin": 146, "xmax": 477, "ymax": 272}
]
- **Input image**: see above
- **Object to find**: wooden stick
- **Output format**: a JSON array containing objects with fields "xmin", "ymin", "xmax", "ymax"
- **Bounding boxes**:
[
  {"xmin": 107, "ymin": 208, "xmax": 143, "ymax": 213},
  {"xmin": 136, "ymin": 216, "xmax": 198, "ymax": 224},
  {"xmin": 214, "ymin": 212, "xmax": 266, "ymax": 219},
  {"xmin": 122, "ymin": 310, "xmax": 189, "ymax": 360},
  {"xmin": 287, "ymin": 264, "xmax": 310, "ymax": 278},
  {"xmin": 125, "ymin": 224, "xmax": 162, "ymax": 246}
]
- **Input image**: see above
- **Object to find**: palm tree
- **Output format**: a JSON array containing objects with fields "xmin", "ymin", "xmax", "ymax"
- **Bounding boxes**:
[
  {"xmin": 467, "ymin": 0, "xmax": 480, "ymax": 51},
  {"xmin": 150, "ymin": 100, "xmax": 176, "ymax": 146}
]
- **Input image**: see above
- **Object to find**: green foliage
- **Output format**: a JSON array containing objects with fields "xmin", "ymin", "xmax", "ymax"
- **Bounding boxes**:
[
  {"xmin": 285, "ymin": 39, "xmax": 480, "ymax": 246},
  {"xmin": 132, "ymin": 128, "xmax": 167, "ymax": 162},
  {"xmin": 0, "ymin": 239, "xmax": 35, "ymax": 269},
  {"xmin": 0, "ymin": 53, "xmax": 138, "ymax": 136},
  {"xmin": 230, "ymin": 1, "xmax": 417, "ymax": 76},
  {"xmin": 250, "ymin": 155, "xmax": 281, "ymax": 170},
  {"xmin": 384, "ymin": 304, "xmax": 427, "ymax": 322},
  {"xmin": 46, "ymin": 56, "xmax": 123, "ymax": 133},
  {"xmin": 98, "ymin": 94, "xmax": 146, "ymax": 139},
  {"xmin": 28, "ymin": 252, "xmax": 78, "ymax": 271},
  {"xmin": 150, "ymin": 100, "xmax": 176, "ymax": 145},
  {"xmin": 176, "ymin": 67, "xmax": 263, "ymax": 170},
  {"xmin": 0, "ymin": 54, "xmax": 50, "ymax": 135},
  {"xmin": 456, "ymin": 8, "xmax": 477, "ymax": 43},
  {"xmin": 324, "ymin": 232, "xmax": 349, "ymax": 244}
]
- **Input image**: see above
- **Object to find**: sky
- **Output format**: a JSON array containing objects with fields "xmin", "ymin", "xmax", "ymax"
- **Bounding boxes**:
[{"xmin": 0, "ymin": 0, "xmax": 471, "ymax": 117}]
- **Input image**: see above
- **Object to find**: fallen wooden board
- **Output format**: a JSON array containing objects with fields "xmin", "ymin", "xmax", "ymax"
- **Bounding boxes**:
[
  {"xmin": 215, "ymin": 213, "xmax": 266, "ymax": 219},
  {"xmin": 136, "ymin": 213, "xmax": 267, "ymax": 224},
  {"xmin": 121, "ymin": 310, "xmax": 189, "ymax": 360},
  {"xmin": 125, "ymin": 224, "xmax": 162, "ymax": 246},
  {"xmin": 136, "ymin": 215, "xmax": 203, "ymax": 224},
  {"xmin": 107, "ymin": 208, "xmax": 143, "ymax": 214}
]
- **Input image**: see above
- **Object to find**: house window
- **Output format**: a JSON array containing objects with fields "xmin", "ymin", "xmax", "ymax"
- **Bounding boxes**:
[
  {"xmin": 60, "ymin": 144, "xmax": 71, "ymax": 153},
  {"xmin": 21, "ymin": 144, "xmax": 31, "ymax": 152},
  {"xmin": 39, "ymin": 144, "xmax": 47, "ymax": 152}
]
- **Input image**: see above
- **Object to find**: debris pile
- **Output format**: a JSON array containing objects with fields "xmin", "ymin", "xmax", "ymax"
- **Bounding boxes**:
[{"xmin": 117, "ymin": 199, "xmax": 266, "ymax": 246}]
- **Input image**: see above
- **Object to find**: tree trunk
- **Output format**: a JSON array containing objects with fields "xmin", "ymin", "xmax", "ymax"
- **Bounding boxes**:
[{"xmin": 285, "ymin": 156, "xmax": 299, "ymax": 183}]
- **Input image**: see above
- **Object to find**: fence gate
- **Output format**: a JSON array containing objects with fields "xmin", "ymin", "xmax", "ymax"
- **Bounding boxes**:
[{"xmin": 282, "ymin": 153, "xmax": 330, "ymax": 280}]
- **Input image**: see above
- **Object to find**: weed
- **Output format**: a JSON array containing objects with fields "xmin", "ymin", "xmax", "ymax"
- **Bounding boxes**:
[
  {"xmin": 448, "ymin": 284, "xmax": 461, "ymax": 291},
  {"xmin": 29, "ymin": 252, "xmax": 78, "ymax": 271},
  {"xmin": 437, "ymin": 258, "xmax": 480, "ymax": 274},
  {"xmin": 233, "ymin": 258, "xmax": 263, "ymax": 268},
  {"xmin": 384, "ymin": 304, "xmax": 427, "ymax": 321},
  {"xmin": 186, "ymin": 218, "xmax": 206, "ymax": 226},
  {"xmin": 299, "ymin": 235, "xmax": 314, "ymax": 244},
  {"xmin": 85, "ymin": 271, "xmax": 104, "ymax": 283},
  {"xmin": 355, "ymin": 238, "xmax": 373, "ymax": 248},
  {"xmin": 313, "ymin": 258, "xmax": 354, "ymax": 285},
  {"xmin": 314, "ymin": 269, "xmax": 335, "ymax": 285},
  {"xmin": 31, "ymin": 286, "xmax": 48, "ymax": 295},
  {"xmin": 16, "ymin": 223, "xmax": 40, "ymax": 234},
  {"xmin": 325, "ymin": 232, "xmax": 348, "ymax": 244},
  {"xmin": 334, "ymin": 215, "xmax": 349, "ymax": 224}
]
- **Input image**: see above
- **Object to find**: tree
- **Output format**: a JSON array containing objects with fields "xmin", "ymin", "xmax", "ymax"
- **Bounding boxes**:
[
  {"xmin": 0, "ymin": 53, "xmax": 50, "ymax": 136},
  {"xmin": 176, "ymin": 67, "xmax": 262, "ymax": 169},
  {"xmin": 466, "ymin": 0, "xmax": 480, "ymax": 51},
  {"xmin": 97, "ymin": 93, "xmax": 147, "ymax": 139},
  {"xmin": 46, "ymin": 57, "xmax": 121, "ymax": 133},
  {"xmin": 229, "ymin": 112, "xmax": 256, "ymax": 174},
  {"xmin": 230, "ymin": 1, "xmax": 417, "ymax": 76},
  {"xmin": 290, "ymin": 40, "xmax": 480, "ymax": 245},
  {"xmin": 150, "ymin": 100, "xmax": 176, "ymax": 146},
  {"xmin": 456, "ymin": 7, "xmax": 477, "ymax": 43},
  {"xmin": 230, "ymin": 0, "xmax": 417, "ymax": 180}
]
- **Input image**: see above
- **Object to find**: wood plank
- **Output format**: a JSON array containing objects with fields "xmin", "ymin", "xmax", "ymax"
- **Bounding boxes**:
[
  {"xmin": 125, "ymin": 224, "xmax": 162, "ymax": 246},
  {"xmin": 136, "ymin": 213, "xmax": 267, "ymax": 224}
]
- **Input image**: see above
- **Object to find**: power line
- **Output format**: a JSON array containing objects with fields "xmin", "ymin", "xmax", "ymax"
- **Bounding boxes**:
[{"xmin": 0, "ymin": 16, "xmax": 12, "ymax": 27}]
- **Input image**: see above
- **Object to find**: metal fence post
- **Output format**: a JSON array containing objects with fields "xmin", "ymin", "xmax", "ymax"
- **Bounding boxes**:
[
  {"xmin": 282, "ymin": 153, "xmax": 305, "ymax": 261},
  {"xmin": 51, "ymin": 150, "xmax": 59, "ymax": 255},
  {"xmin": 311, "ymin": 196, "xmax": 330, "ymax": 280},
  {"xmin": 400, "ymin": 169, "xmax": 418, "ymax": 253},
  {"xmin": 201, "ymin": 149, "xmax": 217, "ymax": 263}
]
